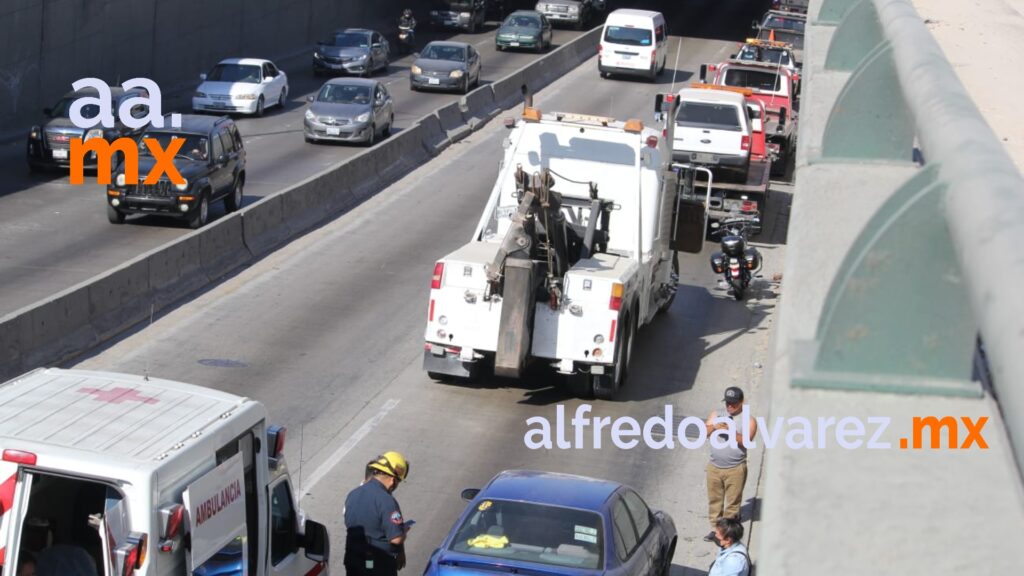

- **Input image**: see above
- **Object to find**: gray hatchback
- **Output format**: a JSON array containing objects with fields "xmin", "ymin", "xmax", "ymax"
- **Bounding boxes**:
[
  {"xmin": 304, "ymin": 78, "xmax": 394, "ymax": 145},
  {"xmin": 410, "ymin": 41, "xmax": 482, "ymax": 94}
]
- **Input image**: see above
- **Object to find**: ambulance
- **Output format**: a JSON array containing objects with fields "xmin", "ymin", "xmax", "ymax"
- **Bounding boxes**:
[{"xmin": 0, "ymin": 368, "xmax": 329, "ymax": 576}]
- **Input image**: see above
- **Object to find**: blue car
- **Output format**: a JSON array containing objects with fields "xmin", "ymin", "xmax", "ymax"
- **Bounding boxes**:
[{"xmin": 426, "ymin": 470, "xmax": 677, "ymax": 576}]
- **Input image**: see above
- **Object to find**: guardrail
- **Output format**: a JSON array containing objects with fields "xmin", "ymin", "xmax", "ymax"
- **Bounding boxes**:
[
  {"xmin": 0, "ymin": 28, "xmax": 603, "ymax": 381},
  {"xmin": 788, "ymin": 0, "xmax": 1024, "ymax": 475}
]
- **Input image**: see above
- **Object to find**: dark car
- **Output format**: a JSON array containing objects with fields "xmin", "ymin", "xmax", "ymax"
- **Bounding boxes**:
[
  {"xmin": 313, "ymin": 28, "xmax": 390, "ymax": 77},
  {"xmin": 430, "ymin": 0, "xmax": 488, "ymax": 33},
  {"xmin": 106, "ymin": 115, "xmax": 245, "ymax": 228},
  {"xmin": 410, "ymin": 41, "xmax": 482, "ymax": 94},
  {"xmin": 27, "ymin": 85, "xmax": 148, "ymax": 173},
  {"xmin": 304, "ymin": 78, "xmax": 394, "ymax": 145},
  {"xmin": 426, "ymin": 470, "xmax": 678, "ymax": 576},
  {"xmin": 753, "ymin": 10, "xmax": 806, "ymax": 51},
  {"xmin": 496, "ymin": 11, "xmax": 554, "ymax": 52}
]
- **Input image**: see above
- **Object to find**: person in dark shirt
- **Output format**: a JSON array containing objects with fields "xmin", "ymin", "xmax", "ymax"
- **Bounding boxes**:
[{"xmin": 343, "ymin": 451, "xmax": 411, "ymax": 576}]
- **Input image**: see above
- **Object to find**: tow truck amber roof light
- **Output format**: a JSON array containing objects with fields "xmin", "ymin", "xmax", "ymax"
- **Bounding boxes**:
[
  {"xmin": 689, "ymin": 82, "xmax": 754, "ymax": 97},
  {"xmin": 623, "ymin": 119, "xmax": 644, "ymax": 134},
  {"xmin": 522, "ymin": 107, "xmax": 542, "ymax": 122}
]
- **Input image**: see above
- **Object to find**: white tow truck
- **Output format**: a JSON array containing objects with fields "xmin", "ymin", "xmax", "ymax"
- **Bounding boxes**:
[
  {"xmin": 0, "ymin": 368, "xmax": 329, "ymax": 576},
  {"xmin": 422, "ymin": 106, "xmax": 706, "ymax": 398}
]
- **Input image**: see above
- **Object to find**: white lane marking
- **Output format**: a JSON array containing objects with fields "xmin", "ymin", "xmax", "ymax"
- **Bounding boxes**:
[{"xmin": 298, "ymin": 398, "xmax": 401, "ymax": 498}]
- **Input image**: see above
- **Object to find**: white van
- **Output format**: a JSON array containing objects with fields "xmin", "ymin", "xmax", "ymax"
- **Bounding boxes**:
[
  {"xmin": 598, "ymin": 9, "xmax": 668, "ymax": 81},
  {"xmin": 0, "ymin": 368, "xmax": 329, "ymax": 576}
]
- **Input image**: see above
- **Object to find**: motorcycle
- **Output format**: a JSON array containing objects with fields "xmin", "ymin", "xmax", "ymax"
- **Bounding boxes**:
[
  {"xmin": 398, "ymin": 24, "xmax": 416, "ymax": 55},
  {"xmin": 709, "ymin": 218, "xmax": 762, "ymax": 301}
]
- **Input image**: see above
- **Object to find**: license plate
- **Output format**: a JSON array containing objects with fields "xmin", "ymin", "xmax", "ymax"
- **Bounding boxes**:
[
  {"xmin": 510, "ymin": 42, "xmax": 519, "ymax": 47},
  {"xmin": 326, "ymin": 127, "xmax": 341, "ymax": 136},
  {"xmin": 52, "ymin": 149, "xmax": 68, "ymax": 160},
  {"xmin": 211, "ymin": 102, "xmax": 229, "ymax": 108},
  {"xmin": 693, "ymin": 152, "xmax": 718, "ymax": 164},
  {"xmin": 431, "ymin": 344, "xmax": 445, "ymax": 356},
  {"xmin": 428, "ymin": 78, "xmax": 440, "ymax": 85},
  {"xmin": 446, "ymin": 20, "xmax": 457, "ymax": 25}
]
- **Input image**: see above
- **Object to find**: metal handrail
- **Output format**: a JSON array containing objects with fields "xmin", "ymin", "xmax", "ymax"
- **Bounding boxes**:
[{"xmin": 875, "ymin": 0, "xmax": 1024, "ymax": 472}]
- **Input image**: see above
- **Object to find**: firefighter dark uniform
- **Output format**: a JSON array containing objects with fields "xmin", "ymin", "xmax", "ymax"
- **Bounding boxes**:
[{"xmin": 344, "ymin": 452, "xmax": 410, "ymax": 576}]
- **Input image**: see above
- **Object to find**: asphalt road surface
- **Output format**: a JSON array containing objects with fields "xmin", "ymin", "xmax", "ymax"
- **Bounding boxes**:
[
  {"xmin": 0, "ymin": 24, "xmax": 586, "ymax": 315},
  {"xmin": 74, "ymin": 30, "xmax": 793, "ymax": 574}
]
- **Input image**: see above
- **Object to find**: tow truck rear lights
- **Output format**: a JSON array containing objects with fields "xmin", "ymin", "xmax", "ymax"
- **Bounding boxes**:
[
  {"xmin": 158, "ymin": 504, "xmax": 185, "ymax": 540},
  {"xmin": 609, "ymin": 283, "xmax": 624, "ymax": 311},
  {"xmin": 742, "ymin": 200, "xmax": 757, "ymax": 212},
  {"xmin": 741, "ymin": 136, "xmax": 750, "ymax": 151},
  {"xmin": 431, "ymin": 262, "xmax": 445, "ymax": 289},
  {"xmin": 117, "ymin": 532, "xmax": 147, "ymax": 576},
  {"xmin": 429, "ymin": 299, "xmax": 436, "ymax": 322},
  {"xmin": 623, "ymin": 119, "xmax": 644, "ymax": 134},
  {"xmin": 2, "ymin": 449, "xmax": 37, "ymax": 465}
]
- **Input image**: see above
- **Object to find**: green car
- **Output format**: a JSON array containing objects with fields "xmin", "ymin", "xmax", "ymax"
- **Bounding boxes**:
[{"xmin": 495, "ymin": 11, "xmax": 553, "ymax": 52}]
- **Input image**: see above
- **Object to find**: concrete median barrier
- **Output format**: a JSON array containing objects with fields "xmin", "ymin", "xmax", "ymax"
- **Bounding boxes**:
[
  {"xmin": 0, "ymin": 27, "xmax": 605, "ymax": 381},
  {"xmin": 460, "ymin": 86, "xmax": 500, "ymax": 131},
  {"xmin": 417, "ymin": 113, "xmax": 451, "ymax": 156}
]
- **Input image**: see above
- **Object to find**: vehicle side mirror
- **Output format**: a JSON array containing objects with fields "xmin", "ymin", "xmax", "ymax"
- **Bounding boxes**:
[
  {"xmin": 307, "ymin": 95, "xmax": 314, "ymax": 103},
  {"xmin": 729, "ymin": 53, "xmax": 736, "ymax": 59},
  {"xmin": 217, "ymin": 154, "xmax": 227, "ymax": 165},
  {"xmin": 303, "ymin": 519, "xmax": 329, "ymax": 563},
  {"xmin": 199, "ymin": 73, "xmax": 207, "ymax": 80},
  {"xmin": 461, "ymin": 488, "xmax": 480, "ymax": 501},
  {"xmin": 751, "ymin": 20, "xmax": 758, "ymax": 30},
  {"xmin": 413, "ymin": 52, "xmax": 420, "ymax": 58},
  {"xmin": 42, "ymin": 107, "xmax": 52, "ymax": 117},
  {"xmin": 699, "ymin": 64, "xmax": 707, "ymax": 83}
]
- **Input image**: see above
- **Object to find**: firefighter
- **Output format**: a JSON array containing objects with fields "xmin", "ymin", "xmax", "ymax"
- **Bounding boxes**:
[{"xmin": 343, "ymin": 451, "xmax": 411, "ymax": 576}]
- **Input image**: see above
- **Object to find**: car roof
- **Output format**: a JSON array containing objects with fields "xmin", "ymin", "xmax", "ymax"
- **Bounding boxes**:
[
  {"xmin": 146, "ymin": 113, "xmax": 232, "ymax": 133},
  {"xmin": 332, "ymin": 28, "xmax": 374, "ymax": 35},
  {"xmin": 479, "ymin": 470, "xmax": 621, "ymax": 511},
  {"xmin": 323, "ymin": 77, "xmax": 378, "ymax": 87},
  {"xmin": 217, "ymin": 57, "xmax": 273, "ymax": 66},
  {"xmin": 678, "ymin": 87, "xmax": 747, "ymax": 104},
  {"xmin": 425, "ymin": 40, "xmax": 470, "ymax": 49},
  {"xmin": 508, "ymin": 10, "xmax": 542, "ymax": 16},
  {"xmin": 607, "ymin": 8, "xmax": 664, "ymax": 20},
  {"xmin": 765, "ymin": 9, "xmax": 807, "ymax": 20},
  {"xmin": 0, "ymin": 368, "xmax": 253, "ymax": 465},
  {"xmin": 61, "ymin": 86, "xmax": 131, "ymax": 99}
]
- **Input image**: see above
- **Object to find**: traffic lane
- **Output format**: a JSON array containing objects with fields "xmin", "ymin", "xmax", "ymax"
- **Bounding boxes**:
[
  {"xmin": 0, "ymin": 28, "xmax": 585, "ymax": 315},
  {"xmin": 73, "ymin": 35, "xmax": 772, "ymax": 567}
]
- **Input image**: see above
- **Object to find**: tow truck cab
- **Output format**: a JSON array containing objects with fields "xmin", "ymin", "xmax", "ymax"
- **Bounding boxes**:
[{"xmin": 0, "ymin": 368, "xmax": 329, "ymax": 576}]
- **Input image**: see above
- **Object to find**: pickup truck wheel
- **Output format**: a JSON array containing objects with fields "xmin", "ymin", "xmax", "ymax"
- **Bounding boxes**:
[
  {"xmin": 188, "ymin": 194, "xmax": 209, "ymax": 229},
  {"xmin": 107, "ymin": 204, "xmax": 125, "ymax": 224}
]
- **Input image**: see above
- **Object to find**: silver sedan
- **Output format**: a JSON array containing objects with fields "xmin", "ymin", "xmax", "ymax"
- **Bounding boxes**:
[{"xmin": 303, "ymin": 78, "xmax": 395, "ymax": 145}]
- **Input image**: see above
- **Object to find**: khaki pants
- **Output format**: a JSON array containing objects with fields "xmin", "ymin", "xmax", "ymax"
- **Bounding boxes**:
[{"xmin": 707, "ymin": 461, "xmax": 748, "ymax": 529}]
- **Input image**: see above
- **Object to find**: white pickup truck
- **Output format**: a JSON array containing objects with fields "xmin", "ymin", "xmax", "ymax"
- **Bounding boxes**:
[
  {"xmin": 0, "ymin": 368, "xmax": 329, "ymax": 576},
  {"xmin": 422, "ymin": 107, "xmax": 685, "ymax": 398}
]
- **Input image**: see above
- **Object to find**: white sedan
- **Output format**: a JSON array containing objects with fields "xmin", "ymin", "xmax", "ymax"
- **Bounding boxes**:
[{"xmin": 192, "ymin": 58, "xmax": 289, "ymax": 117}]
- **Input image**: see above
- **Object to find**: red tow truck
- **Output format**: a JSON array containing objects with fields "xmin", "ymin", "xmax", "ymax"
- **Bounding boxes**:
[{"xmin": 700, "ymin": 59, "xmax": 798, "ymax": 176}]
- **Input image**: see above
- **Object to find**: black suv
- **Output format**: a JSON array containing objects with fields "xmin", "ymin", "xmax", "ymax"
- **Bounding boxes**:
[
  {"xmin": 106, "ymin": 114, "xmax": 245, "ymax": 228},
  {"xmin": 27, "ymin": 85, "xmax": 148, "ymax": 173}
]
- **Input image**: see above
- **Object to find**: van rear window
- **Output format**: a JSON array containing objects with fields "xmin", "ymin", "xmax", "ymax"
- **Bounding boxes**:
[
  {"xmin": 675, "ymin": 102, "xmax": 742, "ymax": 131},
  {"xmin": 603, "ymin": 26, "xmax": 653, "ymax": 46}
]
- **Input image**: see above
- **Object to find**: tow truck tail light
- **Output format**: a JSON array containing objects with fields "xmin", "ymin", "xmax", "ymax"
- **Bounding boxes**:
[
  {"xmin": 158, "ymin": 504, "xmax": 185, "ymax": 540},
  {"xmin": 431, "ymin": 262, "xmax": 445, "ymax": 289},
  {"xmin": 2, "ymin": 449, "xmax": 37, "ymax": 466},
  {"xmin": 741, "ymin": 136, "xmax": 750, "ymax": 151},
  {"xmin": 609, "ymin": 283, "xmax": 624, "ymax": 311},
  {"xmin": 742, "ymin": 200, "xmax": 757, "ymax": 212},
  {"xmin": 429, "ymin": 299, "xmax": 436, "ymax": 322}
]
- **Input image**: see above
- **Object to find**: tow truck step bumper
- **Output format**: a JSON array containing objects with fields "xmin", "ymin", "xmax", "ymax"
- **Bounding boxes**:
[{"xmin": 423, "ymin": 348, "xmax": 482, "ymax": 379}]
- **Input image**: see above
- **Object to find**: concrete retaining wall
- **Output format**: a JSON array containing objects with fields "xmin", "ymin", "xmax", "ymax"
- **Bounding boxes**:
[{"xmin": 0, "ymin": 26, "xmax": 602, "ymax": 381}]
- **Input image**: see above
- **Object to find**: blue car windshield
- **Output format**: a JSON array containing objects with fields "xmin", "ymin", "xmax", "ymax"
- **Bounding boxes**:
[
  {"xmin": 603, "ymin": 25, "xmax": 652, "ymax": 46},
  {"xmin": 448, "ymin": 500, "xmax": 603, "ymax": 570}
]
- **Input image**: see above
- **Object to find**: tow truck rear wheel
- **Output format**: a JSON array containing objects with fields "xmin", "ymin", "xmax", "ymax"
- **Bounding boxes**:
[{"xmin": 657, "ymin": 252, "xmax": 679, "ymax": 314}]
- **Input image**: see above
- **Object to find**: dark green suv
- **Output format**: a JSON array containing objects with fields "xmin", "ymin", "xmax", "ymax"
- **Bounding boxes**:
[{"xmin": 106, "ymin": 114, "xmax": 246, "ymax": 228}]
